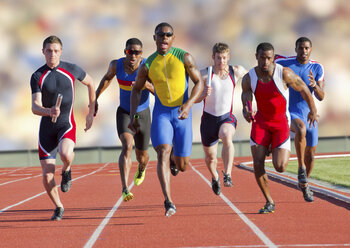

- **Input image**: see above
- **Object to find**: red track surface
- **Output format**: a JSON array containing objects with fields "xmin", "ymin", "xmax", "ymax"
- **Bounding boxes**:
[{"xmin": 0, "ymin": 156, "xmax": 349, "ymax": 248}]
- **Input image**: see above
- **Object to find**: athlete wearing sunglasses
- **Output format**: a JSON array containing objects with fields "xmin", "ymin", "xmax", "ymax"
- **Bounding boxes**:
[
  {"xmin": 95, "ymin": 38, "xmax": 154, "ymax": 203},
  {"xmin": 129, "ymin": 22, "xmax": 204, "ymax": 217}
]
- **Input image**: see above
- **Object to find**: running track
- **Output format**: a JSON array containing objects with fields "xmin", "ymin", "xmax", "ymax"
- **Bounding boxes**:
[{"xmin": 0, "ymin": 154, "xmax": 349, "ymax": 247}]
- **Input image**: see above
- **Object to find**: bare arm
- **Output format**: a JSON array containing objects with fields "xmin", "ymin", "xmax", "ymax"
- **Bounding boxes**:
[
  {"xmin": 308, "ymin": 70, "xmax": 325, "ymax": 101},
  {"xmin": 128, "ymin": 64, "xmax": 149, "ymax": 132},
  {"xmin": 80, "ymin": 73, "xmax": 96, "ymax": 131},
  {"xmin": 195, "ymin": 68, "xmax": 211, "ymax": 103},
  {"xmin": 178, "ymin": 53, "xmax": 204, "ymax": 119},
  {"xmin": 241, "ymin": 73, "xmax": 255, "ymax": 123},
  {"xmin": 283, "ymin": 67, "xmax": 318, "ymax": 127},
  {"xmin": 31, "ymin": 92, "xmax": 59, "ymax": 118},
  {"xmin": 94, "ymin": 60, "xmax": 117, "ymax": 116}
]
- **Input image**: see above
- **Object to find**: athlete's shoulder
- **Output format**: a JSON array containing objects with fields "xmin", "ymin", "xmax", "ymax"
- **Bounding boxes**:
[
  {"xmin": 275, "ymin": 54, "xmax": 296, "ymax": 64},
  {"xmin": 145, "ymin": 51, "xmax": 159, "ymax": 69},
  {"xmin": 170, "ymin": 47, "xmax": 187, "ymax": 61},
  {"xmin": 31, "ymin": 64, "xmax": 49, "ymax": 80}
]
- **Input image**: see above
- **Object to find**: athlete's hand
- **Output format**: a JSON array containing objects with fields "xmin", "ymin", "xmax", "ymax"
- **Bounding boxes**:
[
  {"xmin": 307, "ymin": 110, "xmax": 318, "ymax": 128},
  {"xmin": 178, "ymin": 103, "xmax": 191, "ymax": 120},
  {"xmin": 84, "ymin": 112, "xmax": 94, "ymax": 132},
  {"xmin": 203, "ymin": 85, "xmax": 212, "ymax": 97},
  {"xmin": 50, "ymin": 106, "xmax": 60, "ymax": 119},
  {"xmin": 308, "ymin": 70, "xmax": 316, "ymax": 88},
  {"xmin": 93, "ymin": 101, "xmax": 99, "ymax": 117},
  {"xmin": 243, "ymin": 102, "xmax": 256, "ymax": 123}
]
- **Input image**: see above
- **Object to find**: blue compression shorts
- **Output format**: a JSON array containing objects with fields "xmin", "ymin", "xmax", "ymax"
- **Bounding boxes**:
[{"xmin": 290, "ymin": 112, "xmax": 318, "ymax": 147}]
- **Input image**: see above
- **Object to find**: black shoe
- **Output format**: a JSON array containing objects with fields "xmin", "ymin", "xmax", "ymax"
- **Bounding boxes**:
[
  {"xmin": 170, "ymin": 149, "xmax": 179, "ymax": 176},
  {"xmin": 298, "ymin": 167, "xmax": 308, "ymax": 184},
  {"xmin": 211, "ymin": 177, "xmax": 221, "ymax": 195},
  {"xmin": 222, "ymin": 171, "xmax": 233, "ymax": 187},
  {"xmin": 61, "ymin": 169, "xmax": 72, "ymax": 193},
  {"xmin": 259, "ymin": 202, "xmax": 275, "ymax": 214},
  {"xmin": 301, "ymin": 185, "xmax": 314, "ymax": 202},
  {"xmin": 51, "ymin": 207, "xmax": 64, "ymax": 221},
  {"xmin": 164, "ymin": 200, "xmax": 176, "ymax": 217}
]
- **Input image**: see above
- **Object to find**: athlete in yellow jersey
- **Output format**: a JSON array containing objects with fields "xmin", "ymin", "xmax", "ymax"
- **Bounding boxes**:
[{"xmin": 129, "ymin": 22, "xmax": 203, "ymax": 217}]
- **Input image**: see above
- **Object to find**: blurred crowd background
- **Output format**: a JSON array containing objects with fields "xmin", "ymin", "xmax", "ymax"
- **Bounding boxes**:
[{"xmin": 1, "ymin": 0, "xmax": 349, "ymax": 151}]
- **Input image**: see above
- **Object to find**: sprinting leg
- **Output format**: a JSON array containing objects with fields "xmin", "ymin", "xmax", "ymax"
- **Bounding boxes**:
[
  {"xmin": 203, "ymin": 144, "xmax": 220, "ymax": 195},
  {"xmin": 134, "ymin": 148, "xmax": 149, "ymax": 186},
  {"xmin": 58, "ymin": 138, "xmax": 75, "ymax": 193},
  {"xmin": 119, "ymin": 132, "xmax": 134, "ymax": 201},
  {"xmin": 218, "ymin": 123, "xmax": 235, "ymax": 187}
]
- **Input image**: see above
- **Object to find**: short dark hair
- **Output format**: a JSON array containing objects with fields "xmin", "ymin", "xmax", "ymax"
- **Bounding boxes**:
[
  {"xmin": 43, "ymin": 35, "xmax": 62, "ymax": 49},
  {"xmin": 295, "ymin": 37, "xmax": 312, "ymax": 47},
  {"xmin": 155, "ymin": 22, "xmax": 173, "ymax": 34},
  {"xmin": 256, "ymin": 42, "xmax": 274, "ymax": 54},
  {"xmin": 125, "ymin": 38, "xmax": 143, "ymax": 48}
]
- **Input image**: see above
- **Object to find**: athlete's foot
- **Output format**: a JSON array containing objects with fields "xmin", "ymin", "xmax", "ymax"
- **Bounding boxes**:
[
  {"xmin": 259, "ymin": 202, "xmax": 275, "ymax": 214},
  {"xmin": 222, "ymin": 171, "xmax": 233, "ymax": 187},
  {"xmin": 61, "ymin": 169, "xmax": 72, "ymax": 193},
  {"xmin": 164, "ymin": 199, "xmax": 176, "ymax": 217},
  {"xmin": 298, "ymin": 166, "xmax": 308, "ymax": 184},
  {"xmin": 300, "ymin": 184, "xmax": 314, "ymax": 202},
  {"xmin": 51, "ymin": 207, "xmax": 64, "ymax": 221},
  {"xmin": 122, "ymin": 188, "xmax": 134, "ymax": 202},
  {"xmin": 134, "ymin": 165, "xmax": 146, "ymax": 186}
]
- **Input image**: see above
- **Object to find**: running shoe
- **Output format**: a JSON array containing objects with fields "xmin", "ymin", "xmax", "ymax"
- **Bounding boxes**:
[
  {"xmin": 211, "ymin": 177, "xmax": 221, "ymax": 195},
  {"xmin": 301, "ymin": 185, "xmax": 314, "ymax": 202},
  {"xmin": 122, "ymin": 189, "xmax": 134, "ymax": 202},
  {"xmin": 259, "ymin": 202, "xmax": 275, "ymax": 214},
  {"xmin": 61, "ymin": 169, "xmax": 72, "ymax": 193},
  {"xmin": 170, "ymin": 149, "xmax": 179, "ymax": 176},
  {"xmin": 164, "ymin": 199, "xmax": 176, "ymax": 217},
  {"xmin": 51, "ymin": 207, "xmax": 64, "ymax": 221},
  {"xmin": 298, "ymin": 167, "xmax": 308, "ymax": 184},
  {"xmin": 222, "ymin": 171, "xmax": 233, "ymax": 187},
  {"xmin": 134, "ymin": 165, "xmax": 146, "ymax": 186}
]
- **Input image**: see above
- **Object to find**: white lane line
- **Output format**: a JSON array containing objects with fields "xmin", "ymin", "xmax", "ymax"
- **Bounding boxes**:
[
  {"xmin": 84, "ymin": 182, "xmax": 134, "ymax": 248},
  {"xmin": 180, "ymin": 243, "xmax": 350, "ymax": 247},
  {"xmin": 0, "ymin": 163, "xmax": 110, "ymax": 214},
  {"xmin": 190, "ymin": 164, "xmax": 277, "ymax": 248},
  {"xmin": 0, "ymin": 167, "xmax": 25, "ymax": 176},
  {"xmin": 0, "ymin": 174, "xmax": 41, "ymax": 186},
  {"xmin": 239, "ymin": 154, "xmax": 350, "ymax": 203}
]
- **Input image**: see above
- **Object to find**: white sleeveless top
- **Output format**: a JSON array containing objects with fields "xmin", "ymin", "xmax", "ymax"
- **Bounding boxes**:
[{"xmin": 203, "ymin": 66, "xmax": 235, "ymax": 117}]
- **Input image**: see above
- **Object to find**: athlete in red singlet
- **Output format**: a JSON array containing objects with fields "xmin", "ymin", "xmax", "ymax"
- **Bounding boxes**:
[{"xmin": 241, "ymin": 42, "xmax": 318, "ymax": 214}]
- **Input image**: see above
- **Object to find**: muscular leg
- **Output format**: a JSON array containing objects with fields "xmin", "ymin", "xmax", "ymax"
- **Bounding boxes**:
[
  {"xmin": 155, "ymin": 144, "xmax": 173, "ymax": 202},
  {"xmin": 251, "ymin": 145, "xmax": 274, "ymax": 204},
  {"xmin": 203, "ymin": 144, "xmax": 219, "ymax": 180},
  {"xmin": 291, "ymin": 118, "xmax": 307, "ymax": 173},
  {"xmin": 218, "ymin": 123, "xmax": 235, "ymax": 176},
  {"xmin": 59, "ymin": 138, "xmax": 75, "ymax": 172},
  {"xmin": 135, "ymin": 148, "xmax": 149, "ymax": 172},
  {"xmin": 271, "ymin": 148, "xmax": 290, "ymax": 173},
  {"xmin": 119, "ymin": 132, "xmax": 134, "ymax": 191},
  {"xmin": 41, "ymin": 159, "xmax": 63, "ymax": 208},
  {"xmin": 305, "ymin": 146, "xmax": 317, "ymax": 178}
]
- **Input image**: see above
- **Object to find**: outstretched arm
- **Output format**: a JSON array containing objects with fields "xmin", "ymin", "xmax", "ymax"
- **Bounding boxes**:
[
  {"xmin": 128, "ymin": 64, "xmax": 148, "ymax": 132},
  {"xmin": 94, "ymin": 60, "xmax": 117, "ymax": 116},
  {"xmin": 179, "ymin": 53, "xmax": 204, "ymax": 119},
  {"xmin": 80, "ymin": 73, "xmax": 96, "ymax": 131},
  {"xmin": 283, "ymin": 67, "xmax": 318, "ymax": 127},
  {"xmin": 241, "ymin": 73, "xmax": 255, "ymax": 123}
]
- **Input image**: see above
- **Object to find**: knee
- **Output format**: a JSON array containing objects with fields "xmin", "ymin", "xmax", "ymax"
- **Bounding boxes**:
[
  {"xmin": 60, "ymin": 151, "xmax": 74, "ymax": 165},
  {"xmin": 274, "ymin": 162, "xmax": 288, "ymax": 173},
  {"xmin": 178, "ymin": 160, "xmax": 189, "ymax": 172},
  {"xmin": 295, "ymin": 124, "xmax": 306, "ymax": 137},
  {"xmin": 121, "ymin": 142, "xmax": 133, "ymax": 155},
  {"xmin": 253, "ymin": 162, "xmax": 265, "ymax": 175},
  {"xmin": 205, "ymin": 155, "xmax": 217, "ymax": 165},
  {"xmin": 42, "ymin": 172, "xmax": 54, "ymax": 184},
  {"xmin": 136, "ymin": 152, "xmax": 149, "ymax": 165}
]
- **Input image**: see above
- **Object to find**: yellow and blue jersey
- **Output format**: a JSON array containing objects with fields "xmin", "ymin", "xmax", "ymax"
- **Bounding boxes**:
[{"xmin": 145, "ymin": 47, "xmax": 188, "ymax": 108}]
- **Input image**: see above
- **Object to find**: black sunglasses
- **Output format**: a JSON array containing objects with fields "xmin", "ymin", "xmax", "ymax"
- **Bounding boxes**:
[
  {"xmin": 126, "ymin": 49, "xmax": 142, "ymax": 55},
  {"xmin": 156, "ymin": 32, "xmax": 173, "ymax": 37}
]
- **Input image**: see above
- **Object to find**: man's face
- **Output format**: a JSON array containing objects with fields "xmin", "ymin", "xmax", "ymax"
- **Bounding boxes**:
[
  {"xmin": 256, "ymin": 49, "xmax": 274, "ymax": 72},
  {"xmin": 42, "ymin": 42, "xmax": 62, "ymax": 68},
  {"xmin": 295, "ymin": 41, "xmax": 312, "ymax": 64},
  {"xmin": 213, "ymin": 52, "xmax": 230, "ymax": 70},
  {"xmin": 154, "ymin": 26, "xmax": 174, "ymax": 55},
  {"xmin": 124, "ymin": 44, "xmax": 143, "ymax": 67}
]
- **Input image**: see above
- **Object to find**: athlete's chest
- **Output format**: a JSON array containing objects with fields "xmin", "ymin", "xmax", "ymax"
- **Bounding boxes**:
[{"xmin": 41, "ymin": 70, "xmax": 75, "ymax": 94}]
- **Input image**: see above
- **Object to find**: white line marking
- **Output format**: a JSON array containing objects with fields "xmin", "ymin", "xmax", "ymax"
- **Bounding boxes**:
[
  {"xmin": 239, "ymin": 154, "xmax": 350, "ymax": 203},
  {"xmin": 180, "ymin": 243, "xmax": 350, "ymax": 247},
  {"xmin": 190, "ymin": 164, "xmax": 277, "ymax": 248},
  {"xmin": 0, "ymin": 174, "xmax": 41, "ymax": 186},
  {"xmin": 0, "ymin": 163, "xmax": 110, "ymax": 214},
  {"xmin": 0, "ymin": 167, "xmax": 25, "ymax": 176},
  {"xmin": 84, "ymin": 182, "xmax": 134, "ymax": 248}
]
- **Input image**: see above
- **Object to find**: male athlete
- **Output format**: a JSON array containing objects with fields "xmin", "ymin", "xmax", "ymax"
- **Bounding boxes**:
[
  {"xmin": 129, "ymin": 22, "xmax": 203, "ymax": 217},
  {"xmin": 94, "ymin": 38, "xmax": 153, "ymax": 202},
  {"xmin": 196, "ymin": 42, "xmax": 247, "ymax": 195},
  {"xmin": 31, "ymin": 36, "xmax": 95, "ymax": 220},
  {"xmin": 275, "ymin": 37, "xmax": 325, "ymax": 202},
  {"xmin": 241, "ymin": 42, "xmax": 317, "ymax": 213}
]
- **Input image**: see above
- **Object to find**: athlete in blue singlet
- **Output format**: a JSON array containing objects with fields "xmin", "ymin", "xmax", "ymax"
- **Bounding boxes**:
[
  {"xmin": 94, "ymin": 38, "xmax": 154, "ymax": 202},
  {"xmin": 275, "ymin": 37, "xmax": 325, "ymax": 202},
  {"xmin": 31, "ymin": 36, "xmax": 96, "ymax": 220}
]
